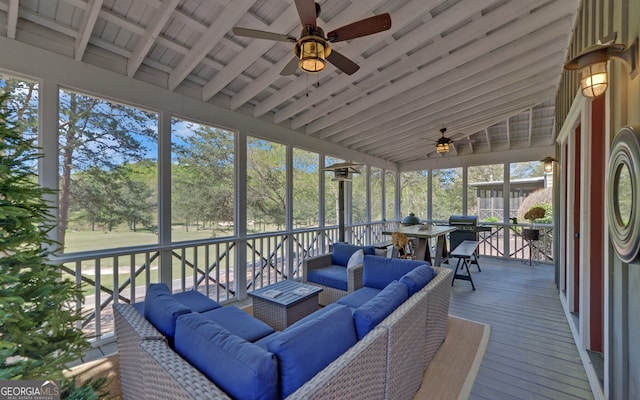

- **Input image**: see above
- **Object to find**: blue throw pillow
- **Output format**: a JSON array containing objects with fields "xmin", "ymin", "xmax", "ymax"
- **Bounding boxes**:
[
  {"xmin": 266, "ymin": 304, "xmax": 357, "ymax": 397},
  {"xmin": 144, "ymin": 284, "xmax": 191, "ymax": 340},
  {"xmin": 175, "ymin": 313, "xmax": 278, "ymax": 400},
  {"xmin": 353, "ymin": 281, "xmax": 408, "ymax": 339},
  {"xmin": 362, "ymin": 255, "xmax": 430, "ymax": 290},
  {"xmin": 399, "ymin": 265, "xmax": 435, "ymax": 296},
  {"xmin": 331, "ymin": 243, "xmax": 376, "ymax": 267}
]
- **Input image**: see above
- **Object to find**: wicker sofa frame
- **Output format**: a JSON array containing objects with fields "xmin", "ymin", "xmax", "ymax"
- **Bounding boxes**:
[{"xmin": 113, "ymin": 267, "xmax": 452, "ymax": 400}]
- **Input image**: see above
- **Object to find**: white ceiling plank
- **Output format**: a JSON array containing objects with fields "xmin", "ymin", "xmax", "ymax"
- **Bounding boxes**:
[
  {"xmin": 316, "ymin": 32, "xmax": 571, "ymax": 145},
  {"xmin": 168, "ymin": 0, "xmax": 253, "ymax": 91},
  {"xmin": 352, "ymin": 71, "xmax": 557, "ymax": 155},
  {"xmin": 229, "ymin": 0, "xmax": 394, "ymax": 112},
  {"xmin": 127, "ymin": 0, "xmax": 180, "ymax": 77},
  {"xmin": 7, "ymin": 0, "xmax": 19, "ymax": 39},
  {"xmin": 279, "ymin": 0, "xmax": 496, "ymax": 126},
  {"xmin": 253, "ymin": 0, "xmax": 444, "ymax": 119},
  {"xmin": 223, "ymin": 0, "xmax": 388, "ymax": 109},
  {"xmin": 75, "ymin": 0, "xmax": 104, "ymax": 61},
  {"xmin": 200, "ymin": 3, "xmax": 299, "ymax": 101},
  {"xmin": 303, "ymin": 0, "xmax": 572, "ymax": 135},
  {"xmin": 342, "ymin": 64, "xmax": 560, "ymax": 152},
  {"xmin": 304, "ymin": 1, "xmax": 576, "ymax": 136},
  {"xmin": 316, "ymin": 18, "xmax": 570, "ymax": 143}
]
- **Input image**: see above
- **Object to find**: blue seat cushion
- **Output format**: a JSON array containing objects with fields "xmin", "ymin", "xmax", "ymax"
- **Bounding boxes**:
[
  {"xmin": 363, "ymin": 255, "xmax": 431, "ymax": 290},
  {"xmin": 174, "ymin": 291, "xmax": 222, "ymax": 313},
  {"xmin": 144, "ymin": 284, "xmax": 191, "ymax": 341},
  {"xmin": 306, "ymin": 264, "xmax": 348, "ymax": 291},
  {"xmin": 353, "ymin": 281, "xmax": 409, "ymax": 339},
  {"xmin": 265, "ymin": 304, "xmax": 357, "ymax": 398},
  {"xmin": 336, "ymin": 286, "xmax": 382, "ymax": 309},
  {"xmin": 331, "ymin": 243, "xmax": 376, "ymax": 267},
  {"xmin": 399, "ymin": 265, "xmax": 435, "ymax": 296},
  {"xmin": 132, "ymin": 301, "xmax": 144, "ymax": 315},
  {"xmin": 175, "ymin": 313, "xmax": 277, "ymax": 400},
  {"xmin": 201, "ymin": 306, "xmax": 275, "ymax": 342}
]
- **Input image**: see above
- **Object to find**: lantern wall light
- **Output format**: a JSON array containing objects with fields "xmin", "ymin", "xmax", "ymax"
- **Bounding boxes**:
[
  {"xmin": 540, "ymin": 156, "xmax": 557, "ymax": 173},
  {"xmin": 564, "ymin": 34, "xmax": 638, "ymax": 99}
]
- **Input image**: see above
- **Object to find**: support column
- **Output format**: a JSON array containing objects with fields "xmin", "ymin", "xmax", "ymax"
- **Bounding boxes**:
[
  {"xmin": 158, "ymin": 112, "xmax": 173, "ymax": 286},
  {"xmin": 39, "ymin": 80, "xmax": 60, "ymax": 246}
]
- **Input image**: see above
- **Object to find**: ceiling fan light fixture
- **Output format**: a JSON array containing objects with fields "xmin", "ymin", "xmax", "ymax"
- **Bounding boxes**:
[
  {"xmin": 299, "ymin": 39, "xmax": 329, "ymax": 73},
  {"xmin": 436, "ymin": 142, "xmax": 450, "ymax": 154}
]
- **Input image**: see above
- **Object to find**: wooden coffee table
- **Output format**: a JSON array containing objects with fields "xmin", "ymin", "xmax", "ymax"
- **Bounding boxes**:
[{"xmin": 248, "ymin": 280, "xmax": 322, "ymax": 331}]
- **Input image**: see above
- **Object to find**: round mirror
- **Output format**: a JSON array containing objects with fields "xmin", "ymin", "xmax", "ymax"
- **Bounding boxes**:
[
  {"xmin": 607, "ymin": 126, "xmax": 640, "ymax": 263},
  {"xmin": 614, "ymin": 162, "xmax": 633, "ymax": 227}
]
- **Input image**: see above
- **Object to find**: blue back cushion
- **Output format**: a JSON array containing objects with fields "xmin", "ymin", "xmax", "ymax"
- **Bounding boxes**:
[
  {"xmin": 336, "ymin": 286, "xmax": 382, "ymax": 309},
  {"xmin": 265, "ymin": 304, "xmax": 357, "ymax": 397},
  {"xmin": 331, "ymin": 243, "xmax": 376, "ymax": 267},
  {"xmin": 175, "ymin": 313, "xmax": 278, "ymax": 400},
  {"xmin": 363, "ymin": 255, "xmax": 430, "ymax": 290},
  {"xmin": 201, "ymin": 306, "xmax": 275, "ymax": 342},
  {"xmin": 399, "ymin": 265, "xmax": 435, "ymax": 296},
  {"xmin": 173, "ymin": 290, "xmax": 222, "ymax": 313},
  {"xmin": 353, "ymin": 281, "xmax": 408, "ymax": 339},
  {"xmin": 144, "ymin": 284, "xmax": 191, "ymax": 340}
]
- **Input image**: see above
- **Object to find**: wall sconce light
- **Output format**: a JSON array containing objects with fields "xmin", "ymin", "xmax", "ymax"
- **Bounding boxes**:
[
  {"xmin": 564, "ymin": 35, "xmax": 638, "ymax": 99},
  {"xmin": 540, "ymin": 156, "xmax": 557, "ymax": 173}
]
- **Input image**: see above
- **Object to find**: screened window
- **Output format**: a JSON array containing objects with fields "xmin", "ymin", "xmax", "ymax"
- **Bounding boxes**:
[
  {"xmin": 468, "ymin": 164, "xmax": 505, "ymax": 222},
  {"xmin": 432, "ymin": 168, "xmax": 462, "ymax": 221},
  {"xmin": 385, "ymin": 170, "xmax": 396, "ymax": 221},
  {"xmin": 324, "ymin": 156, "xmax": 343, "ymax": 226},
  {"xmin": 293, "ymin": 148, "xmax": 320, "ymax": 228},
  {"xmin": 171, "ymin": 118, "xmax": 235, "ymax": 241},
  {"xmin": 510, "ymin": 161, "xmax": 551, "ymax": 223},
  {"xmin": 400, "ymin": 170, "xmax": 428, "ymax": 220},
  {"xmin": 59, "ymin": 89, "xmax": 158, "ymax": 252},
  {"xmin": 351, "ymin": 164, "xmax": 367, "ymax": 224},
  {"xmin": 370, "ymin": 167, "xmax": 383, "ymax": 221},
  {"xmin": 247, "ymin": 137, "xmax": 286, "ymax": 232}
]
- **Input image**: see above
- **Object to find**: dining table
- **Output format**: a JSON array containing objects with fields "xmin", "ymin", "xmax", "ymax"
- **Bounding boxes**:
[{"xmin": 382, "ymin": 225, "xmax": 457, "ymax": 266}]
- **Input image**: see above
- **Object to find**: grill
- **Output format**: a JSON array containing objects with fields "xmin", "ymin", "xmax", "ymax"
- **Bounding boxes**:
[{"xmin": 448, "ymin": 215, "xmax": 479, "ymax": 250}]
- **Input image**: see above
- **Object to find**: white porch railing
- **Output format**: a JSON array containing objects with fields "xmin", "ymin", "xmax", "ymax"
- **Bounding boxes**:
[{"xmin": 53, "ymin": 221, "xmax": 553, "ymax": 343}]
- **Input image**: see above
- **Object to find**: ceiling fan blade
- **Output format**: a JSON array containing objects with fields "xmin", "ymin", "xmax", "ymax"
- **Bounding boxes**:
[
  {"xmin": 326, "ymin": 50, "xmax": 359, "ymax": 75},
  {"xmin": 453, "ymin": 139, "xmax": 474, "ymax": 144},
  {"xmin": 232, "ymin": 27, "xmax": 296, "ymax": 42},
  {"xmin": 280, "ymin": 56, "xmax": 300, "ymax": 76},
  {"xmin": 295, "ymin": 0, "xmax": 317, "ymax": 28},
  {"xmin": 327, "ymin": 13, "xmax": 391, "ymax": 43}
]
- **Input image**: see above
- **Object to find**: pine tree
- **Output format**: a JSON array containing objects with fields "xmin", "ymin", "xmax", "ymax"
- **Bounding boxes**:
[{"xmin": 0, "ymin": 92, "xmax": 89, "ymax": 380}]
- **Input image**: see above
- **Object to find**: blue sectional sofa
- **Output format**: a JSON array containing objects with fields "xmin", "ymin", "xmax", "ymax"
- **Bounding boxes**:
[{"xmin": 113, "ymin": 256, "xmax": 453, "ymax": 400}]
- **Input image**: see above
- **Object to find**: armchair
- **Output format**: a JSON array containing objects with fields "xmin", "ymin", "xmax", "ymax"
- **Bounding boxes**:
[{"xmin": 303, "ymin": 243, "xmax": 376, "ymax": 305}]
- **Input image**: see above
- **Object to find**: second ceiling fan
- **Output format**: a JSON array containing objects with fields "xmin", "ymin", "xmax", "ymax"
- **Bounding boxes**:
[
  {"xmin": 232, "ymin": 0, "xmax": 391, "ymax": 76},
  {"xmin": 432, "ymin": 128, "xmax": 474, "ymax": 154}
]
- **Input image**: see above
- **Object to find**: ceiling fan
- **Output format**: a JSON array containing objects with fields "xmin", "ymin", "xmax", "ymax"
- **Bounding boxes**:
[
  {"xmin": 232, "ymin": 0, "xmax": 391, "ymax": 76},
  {"xmin": 431, "ymin": 128, "xmax": 474, "ymax": 154},
  {"xmin": 322, "ymin": 162, "xmax": 362, "ymax": 181}
]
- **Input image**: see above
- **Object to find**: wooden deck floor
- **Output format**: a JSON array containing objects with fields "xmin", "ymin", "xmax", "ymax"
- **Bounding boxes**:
[{"xmin": 443, "ymin": 257, "xmax": 595, "ymax": 400}]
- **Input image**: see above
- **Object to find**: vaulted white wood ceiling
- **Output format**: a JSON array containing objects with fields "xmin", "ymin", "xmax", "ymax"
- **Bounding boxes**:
[{"xmin": 0, "ymin": 0, "xmax": 580, "ymax": 166}]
